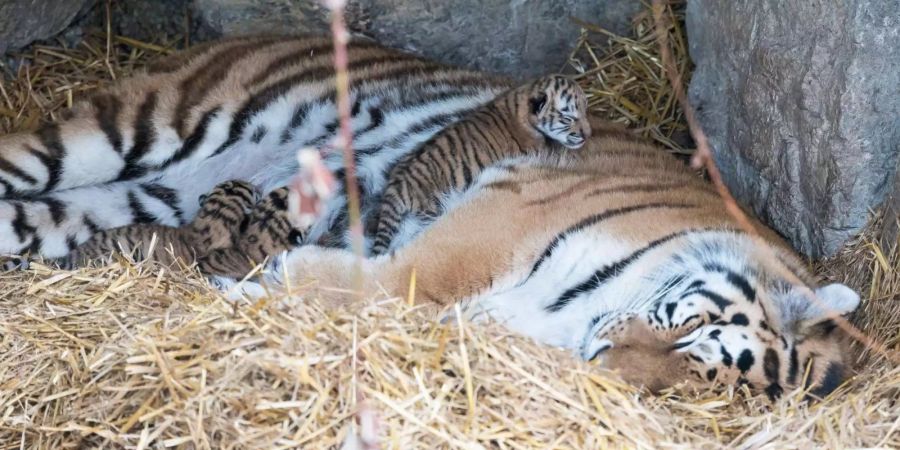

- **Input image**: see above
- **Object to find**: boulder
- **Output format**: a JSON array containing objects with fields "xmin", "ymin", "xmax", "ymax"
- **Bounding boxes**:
[
  {"xmin": 687, "ymin": 1, "xmax": 900, "ymax": 257},
  {"xmin": 0, "ymin": 0, "xmax": 93, "ymax": 55},
  {"xmin": 191, "ymin": 0, "xmax": 642, "ymax": 78},
  {"xmin": 106, "ymin": 0, "xmax": 209, "ymax": 45}
]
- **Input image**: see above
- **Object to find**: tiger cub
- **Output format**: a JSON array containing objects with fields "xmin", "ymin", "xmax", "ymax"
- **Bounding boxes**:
[
  {"xmin": 61, "ymin": 181, "xmax": 306, "ymax": 277},
  {"xmin": 58, "ymin": 180, "xmax": 259, "ymax": 268},
  {"xmin": 196, "ymin": 186, "xmax": 307, "ymax": 278},
  {"xmin": 368, "ymin": 74, "xmax": 590, "ymax": 255}
]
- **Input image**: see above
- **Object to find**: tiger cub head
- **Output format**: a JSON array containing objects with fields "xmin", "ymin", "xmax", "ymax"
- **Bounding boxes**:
[
  {"xmin": 595, "ymin": 234, "xmax": 861, "ymax": 401},
  {"xmin": 191, "ymin": 180, "xmax": 260, "ymax": 248},
  {"xmin": 524, "ymin": 75, "xmax": 591, "ymax": 149}
]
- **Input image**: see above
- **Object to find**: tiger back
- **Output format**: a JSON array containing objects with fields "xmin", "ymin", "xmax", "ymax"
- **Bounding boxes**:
[{"xmin": 369, "ymin": 74, "xmax": 590, "ymax": 255}]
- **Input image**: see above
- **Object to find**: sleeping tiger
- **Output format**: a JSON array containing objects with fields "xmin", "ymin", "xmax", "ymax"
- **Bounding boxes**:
[
  {"xmin": 218, "ymin": 119, "xmax": 861, "ymax": 399},
  {"xmin": 369, "ymin": 74, "xmax": 590, "ymax": 255},
  {"xmin": 196, "ymin": 185, "xmax": 307, "ymax": 278},
  {"xmin": 58, "ymin": 179, "xmax": 259, "ymax": 268},
  {"xmin": 59, "ymin": 180, "xmax": 305, "ymax": 277},
  {"xmin": 0, "ymin": 34, "xmax": 861, "ymax": 397}
]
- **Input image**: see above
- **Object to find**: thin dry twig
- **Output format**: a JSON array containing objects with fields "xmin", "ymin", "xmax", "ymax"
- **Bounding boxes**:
[{"xmin": 323, "ymin": 0, "xmax": 365, "ymax": 261}]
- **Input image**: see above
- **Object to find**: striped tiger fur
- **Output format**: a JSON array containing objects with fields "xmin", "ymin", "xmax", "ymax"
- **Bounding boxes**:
[
  {"xmin": 369, "ymin": 74, "xmax": 590, "ymax": 255},
  {"xmin": 0, "ymin": 35, "xmax": 510, "ymax": 258},
  {"xmin": 58, "ymin": 180, "xmax": 259, "ymax": 268},
  {"xmin": 61, "ymin": 180, "xmax": 306, "ymax": 278},
  {"xmin": 219, "ymin": 119, "xmax": 860, "ymax": 398},
  {"xmin": 196, "ymin": 186, "xmax": 306, "ymax": 278}
]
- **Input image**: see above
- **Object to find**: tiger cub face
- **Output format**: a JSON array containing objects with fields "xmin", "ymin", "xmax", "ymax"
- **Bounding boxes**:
[{"xmin": 526, "ymin": 75, "xmax": 591, "ymax": 149}]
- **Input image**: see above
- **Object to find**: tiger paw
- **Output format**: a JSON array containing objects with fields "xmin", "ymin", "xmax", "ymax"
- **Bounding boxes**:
[
  {"xmin": 209, "ymin": 276, "xmax": 268, "ymax": 301},
  {"xmin": 2, "ymin": 256, "xmax": 30, "ymax": 272},
  {"xmin": 580, "ymin": 337, "xmax": 614, "ymax": 362},
  {"xmin": 579, "ymin": 312, "xmax": 635, "ymax": 361}
]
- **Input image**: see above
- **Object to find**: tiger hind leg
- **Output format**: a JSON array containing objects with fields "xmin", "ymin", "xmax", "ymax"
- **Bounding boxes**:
[{"xmin": 0, "ymin": 180, "xmax": 186, "ymax": 258}]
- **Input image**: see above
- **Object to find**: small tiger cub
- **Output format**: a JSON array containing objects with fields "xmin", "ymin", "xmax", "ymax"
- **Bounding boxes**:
[
  {"xmin": 196, "ymin": 186, "xmax": 307, "ymax": 278},
  {"xmin": 59, "ymin": 180, "xmax": 259, "ymax": 269},
  {"xmin": 369, "ymin": 74, "xmax": 591, "ymax": 255}
]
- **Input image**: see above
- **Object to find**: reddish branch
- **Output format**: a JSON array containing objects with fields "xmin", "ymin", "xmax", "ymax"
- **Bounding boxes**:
[
  {"xmin": 326, "ymin": 0, "xmax": 365, "ymax": 259},
  {"xmin": 650, "ymin": 0, "xmax": 897, "ymax": 363}
]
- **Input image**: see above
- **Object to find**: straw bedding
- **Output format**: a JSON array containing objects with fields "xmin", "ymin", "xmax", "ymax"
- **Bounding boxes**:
[{"xmin": 1, "ymin": 3, "xmax": 898, "ymax": 449}]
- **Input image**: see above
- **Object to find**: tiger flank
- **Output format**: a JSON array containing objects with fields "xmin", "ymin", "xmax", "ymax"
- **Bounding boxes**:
[
  {"xmin": 224, "ymin": 119, "xmax": 861, "ymax": 399},
  {"xmin": 59, "ymin": 180, "xmax": 258, "ymax": 269},
  {"xmin": 0, "ymin": 35, "xmax": 510, "ymax": 258},
  {"xmin": 369, "ymin": 75, "xmax": 591, "ymax": 255}
]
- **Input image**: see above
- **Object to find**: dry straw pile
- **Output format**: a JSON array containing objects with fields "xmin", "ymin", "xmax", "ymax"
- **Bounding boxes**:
[{"xmin": 1, "ymin": 2, "xmax": 898, "ymax": 449}]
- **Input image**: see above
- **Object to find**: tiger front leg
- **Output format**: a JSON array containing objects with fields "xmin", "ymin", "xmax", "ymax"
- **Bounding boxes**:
[
  {"xmin": 211, "ymin": 245, "xmax": 380, "ymax": 307},
  {"xmin": 579, "ymin": 307, "xmax": 704, "ymax": 363}
]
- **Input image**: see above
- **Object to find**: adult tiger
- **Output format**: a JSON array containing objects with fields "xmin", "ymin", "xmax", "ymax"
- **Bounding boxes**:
[
  {"xmin": 0, "ymin": 35, "xmax": 509, "ymax": 257},
  {"xmin": 218, "ymin": 120, "xmax": 861, "ymax": 398}
]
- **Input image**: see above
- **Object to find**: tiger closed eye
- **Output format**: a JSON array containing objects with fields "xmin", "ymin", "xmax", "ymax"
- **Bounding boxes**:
[{"xmin": 560, "ymin": 116, "xmax": 574, "ymax": 125}]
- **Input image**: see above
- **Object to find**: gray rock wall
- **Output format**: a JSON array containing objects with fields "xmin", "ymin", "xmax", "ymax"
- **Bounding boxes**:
[
  {"xmin": 687, "ymin": 0, "xmax": 900, "ymax": 257},
  {"xmin": 3, "ymin": 0, "xmax": 640, "ymax": 79},
  {"xmin": 192, "ymin": 0, "xmax": 641, "ymax": 78},
  {"xmin": 0, "ymin": 0, "xmax": 93, "ymax": 54}
]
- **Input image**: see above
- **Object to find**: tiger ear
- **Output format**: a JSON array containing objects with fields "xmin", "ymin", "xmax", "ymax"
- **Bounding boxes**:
[
  {"xmin": 530, "ymin": 93, "xmax": 547, "ymax": 115},
  {"xmin": 796, "ymin": 283, "xmax": 860, "ymax": 337}
]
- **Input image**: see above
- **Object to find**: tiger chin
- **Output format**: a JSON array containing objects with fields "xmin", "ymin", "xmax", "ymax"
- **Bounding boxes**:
[{"xmin": 215, "ymin": 118, "xmax": 861, "ymax": 400}]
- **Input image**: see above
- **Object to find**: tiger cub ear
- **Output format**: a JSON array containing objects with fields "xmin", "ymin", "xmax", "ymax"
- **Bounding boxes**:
[{"xmin": 529, "ymin": 93, "xmax": 548, "ymax": 115}]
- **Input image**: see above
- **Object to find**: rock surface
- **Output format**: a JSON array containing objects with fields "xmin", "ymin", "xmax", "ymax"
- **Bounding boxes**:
[
  {"xmin": 0, "ymin": 0, "xmax": 93, "ymax": 54},
  {"xmin": 192, "ymin": 0, "xmax": 642, "ymax": 78},
  {"xmin": 687, "ymin": 0, "xmax": 900, "ymax": 257},
  {"xmin": 2, "ymin": 0, "xmax": 642, "ymax": 78}
]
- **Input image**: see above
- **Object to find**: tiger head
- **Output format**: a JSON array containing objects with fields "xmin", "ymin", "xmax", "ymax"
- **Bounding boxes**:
[
  {"xmin": 591, "ymin": 233, "xmax": 861, "ymax": 401},
  {"xmin": 524, "ymin": 75, "xmax": 591, "ymax": 149}
]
